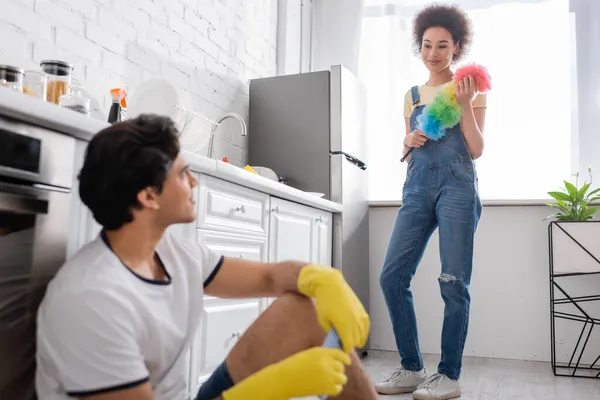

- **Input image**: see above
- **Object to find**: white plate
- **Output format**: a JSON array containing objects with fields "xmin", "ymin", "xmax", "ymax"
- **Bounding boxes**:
[
  {"xmin": 307, "ymin": 192, "xmax": 325, "ymax": 198},
  {"xmin": 128, "ymin": 79, "xmax": 180, "ymax": 118}
]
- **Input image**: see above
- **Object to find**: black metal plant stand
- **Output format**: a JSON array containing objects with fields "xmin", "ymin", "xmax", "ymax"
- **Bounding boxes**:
[{"xmin": 548, "ymin": 221, "xmax": 600, "ymax": 379}]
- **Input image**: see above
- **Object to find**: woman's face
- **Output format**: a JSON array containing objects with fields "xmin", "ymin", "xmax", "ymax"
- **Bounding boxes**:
[{"xmin": 421, "ymin": 26, "xmax": 459, "ymax": 73}]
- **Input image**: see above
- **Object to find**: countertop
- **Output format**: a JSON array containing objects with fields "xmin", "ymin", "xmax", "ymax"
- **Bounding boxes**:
[{"xmin": 0, "ymin": 88, "xmax": 343, "ymax": 213}]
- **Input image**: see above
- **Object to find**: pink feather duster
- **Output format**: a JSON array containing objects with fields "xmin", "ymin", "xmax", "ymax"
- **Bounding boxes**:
[{"xmin": 454, "ymin": 63, "xmax": 492, "ymax": 93}]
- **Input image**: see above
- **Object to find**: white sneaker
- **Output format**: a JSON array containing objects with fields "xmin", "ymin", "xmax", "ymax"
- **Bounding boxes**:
[
  {"xmin": 412, "ymin": 373, "xmax": 461, "ymax": 400},
  {"xmin": 374, "ymin": 366, "xmax": 427, "ymax": 395}
]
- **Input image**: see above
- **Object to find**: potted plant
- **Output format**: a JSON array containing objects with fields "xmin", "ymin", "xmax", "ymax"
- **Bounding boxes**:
[
  {"xmin": 546, "ymin": 170, "xmax": 600, "ymax": 274},
  {"xmin": 546, "ymin": 169, "xmax": 600, "ymax": 379},
  {"xmin": 545, "ymin": 168, "xmax": 600, "ymax": 221}
]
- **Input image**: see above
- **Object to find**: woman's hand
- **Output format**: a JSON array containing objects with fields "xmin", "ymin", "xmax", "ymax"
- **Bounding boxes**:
[
  {"xmin": 456, "ymin": 75, "xmax": 477, "ymax": 107},
  {"xmin": 404, "ymin": 130, "xmax": 428, "ymax": 148}
]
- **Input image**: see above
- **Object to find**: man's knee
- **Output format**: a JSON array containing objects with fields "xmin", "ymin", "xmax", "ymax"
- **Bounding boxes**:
[{"xmin": 265, "ymin": 292, "xmax": 325, "ymax": 344}]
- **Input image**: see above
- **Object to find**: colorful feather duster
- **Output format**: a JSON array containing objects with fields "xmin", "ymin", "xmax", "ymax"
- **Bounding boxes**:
[{"xmin": 401, "ymin": 63, "xmax": 491, "ymax": 162}]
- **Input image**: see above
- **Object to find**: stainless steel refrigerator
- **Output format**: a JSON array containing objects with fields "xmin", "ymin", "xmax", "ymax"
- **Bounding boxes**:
[{"xmin": 249, "ymin": 65, "xmax": 370, "ymax": 350}]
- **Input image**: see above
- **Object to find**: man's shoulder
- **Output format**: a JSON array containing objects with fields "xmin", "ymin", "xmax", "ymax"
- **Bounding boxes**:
[{"xmin": 42, "ymin": 237, "xmax": 133, "ymax": 308}]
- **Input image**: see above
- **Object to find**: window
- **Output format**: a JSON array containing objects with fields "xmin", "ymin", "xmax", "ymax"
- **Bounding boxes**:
[
  {"xmin": 276, "ymin": 0, "xmax": 314, "ymax": 75},
  {"xmin": 359, "ymin": 0, "xmax": 582, "ymax": 201}
]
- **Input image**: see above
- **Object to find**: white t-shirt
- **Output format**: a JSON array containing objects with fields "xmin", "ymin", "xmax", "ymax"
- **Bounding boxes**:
[{"xmin": 35, "ymin": 231, "xmax": 224, "ymax": 400}]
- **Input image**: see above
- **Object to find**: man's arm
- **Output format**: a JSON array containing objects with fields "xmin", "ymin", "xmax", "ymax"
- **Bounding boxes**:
[{"xmin": 204, "ymin": 258, "xmax": 307, "ymax": 298}]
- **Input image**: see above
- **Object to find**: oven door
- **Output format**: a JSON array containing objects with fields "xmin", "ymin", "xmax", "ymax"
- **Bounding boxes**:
[{"xmin": 0, "ymin": 182, "xmax": 71, "ymax": 399}]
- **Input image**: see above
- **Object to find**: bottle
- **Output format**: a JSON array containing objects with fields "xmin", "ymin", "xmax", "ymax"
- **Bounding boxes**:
[{"xmin": 108, "ymin": 88, "xmax": 127, "ymax": 124}]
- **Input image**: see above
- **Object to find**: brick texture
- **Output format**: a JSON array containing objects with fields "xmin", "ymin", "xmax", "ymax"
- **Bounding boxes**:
[{"xmin": 0, "ymin": 0, "xmax": 279, "ymax": 165}]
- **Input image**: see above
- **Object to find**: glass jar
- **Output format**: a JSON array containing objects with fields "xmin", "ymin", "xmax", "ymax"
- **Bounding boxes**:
[
  {"xmin": 0, "ymin": 65, "xmax": 25, "ymax": 93},
  {"xmin": 40, "ymin": 60, "xmax": 73, "ymax": 104},
  {"xmin": 59, "ymin": 84, "xmax": 90, "ymax": 116},
  {"xmin": 23, "ymin": 71, "xmax": 48, "ymax": 100}
]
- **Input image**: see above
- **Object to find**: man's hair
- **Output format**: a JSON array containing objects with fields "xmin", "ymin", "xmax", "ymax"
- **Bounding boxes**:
[
  {"xmin": 79, "ymin": 114, "xmax": 180, "ymax": 230},
  {"xmin": 412, "ymin": 4, "xmax": 473, "ymax": 63}
]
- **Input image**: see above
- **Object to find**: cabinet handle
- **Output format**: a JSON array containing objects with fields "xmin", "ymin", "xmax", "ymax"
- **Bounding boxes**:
[
  {"xmin": 316, "ymin": 216, "xmax": 323, "ymax": 223},
  {"xmin": 271, "ymin": 206, "xmax": 280, "ymax": 213},
  {"xmin": 225, "ymin": 331, "xmax": 242, "ymax": 347},
  {"xmin": 234, "ymin": 205, "xmax": 246, "ymax": 213}
]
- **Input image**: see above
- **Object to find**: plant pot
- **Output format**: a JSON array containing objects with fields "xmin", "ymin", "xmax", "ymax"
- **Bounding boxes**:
[{"xmin": 549, "ymin": 220, "xmax": 600, "ymax": 274}]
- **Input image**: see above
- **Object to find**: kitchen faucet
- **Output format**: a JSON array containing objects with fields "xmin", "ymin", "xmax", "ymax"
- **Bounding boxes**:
[{"xmin": 207, "ymin": 112, "xmax": 247, "ymax": 159}]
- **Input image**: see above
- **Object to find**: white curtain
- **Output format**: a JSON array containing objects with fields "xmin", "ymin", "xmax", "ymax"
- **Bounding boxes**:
[{"xmin": 359, "ymin": 0, "xmax": 575, "ymax": 201}]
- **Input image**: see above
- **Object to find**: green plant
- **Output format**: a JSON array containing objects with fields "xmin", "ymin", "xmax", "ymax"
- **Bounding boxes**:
[{"xmin": 545, "ymin": 168, "xmax": 600, "ymax": 221}]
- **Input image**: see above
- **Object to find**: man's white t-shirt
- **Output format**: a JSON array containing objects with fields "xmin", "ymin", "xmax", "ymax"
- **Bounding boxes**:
[{"xmin": 35, "ymin": 231, "xmax": 224, "ymax": 400}]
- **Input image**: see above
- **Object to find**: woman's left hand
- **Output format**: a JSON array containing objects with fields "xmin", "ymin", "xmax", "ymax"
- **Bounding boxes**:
[{"xmin": 456, "ymin": 75, "xmax": 477, "ymax": 107}]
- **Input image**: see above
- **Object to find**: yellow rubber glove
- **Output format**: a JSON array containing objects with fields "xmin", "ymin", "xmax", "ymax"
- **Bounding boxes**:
[
  {"xmin": 221, "ymin": 347, "xmax": 350, "ymax": 400},
  {"xmin": 297, "ymin": 264, "xmax": 369, "ymax": 353}
]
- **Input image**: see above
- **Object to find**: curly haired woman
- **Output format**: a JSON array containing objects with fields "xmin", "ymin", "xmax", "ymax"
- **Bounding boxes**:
[{"xmin": 375, "ymin": 4, "xmax": 487, "ymax": 399}]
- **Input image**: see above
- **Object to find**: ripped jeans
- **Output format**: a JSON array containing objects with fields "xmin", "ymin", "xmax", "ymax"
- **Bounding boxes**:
[{"xmin": 379, "ymin": 155, "xmax": 482, "ymax": 381}]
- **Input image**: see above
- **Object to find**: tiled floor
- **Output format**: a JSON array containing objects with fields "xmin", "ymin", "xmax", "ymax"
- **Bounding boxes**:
[{"xmin": 362, "ymin": 350, "xmax": 600, "ymax": 399}]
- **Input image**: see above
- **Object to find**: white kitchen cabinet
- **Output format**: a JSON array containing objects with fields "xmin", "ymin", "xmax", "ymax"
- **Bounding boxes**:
[
  {"xmin": 190, "ymin": 228, "xmax": 269, "ymax": 393},
  {"xmin": 264, "ymin": 197, "xmax": 333, "ymax": 307},
  {"xmin": 269, "ymin": 197, "xmax": 333, "ymax": 265},
  {"xmin": 268, "ymin": 197, "xmax": 315, "ymax": 264},
  {"xmin": 197, "ymin": 174, "xmax": 270, "ymax": 237},
  {"xmin": 311, "ymin": 208, "xmax": 333, "ymax": 266}
]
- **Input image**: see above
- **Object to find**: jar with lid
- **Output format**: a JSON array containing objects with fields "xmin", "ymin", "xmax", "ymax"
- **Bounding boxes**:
[
  {"xmin": 0, "ymin": 65, "xmax": 25, "ymax": 93},
  {"xmin": 23, "ymin": 71, "xmax": 48, "ymax": 100},
  {"xmin": 59, "ymin": 84, "xmax": 90, "ymax": 116},
  {"xmin": 40, "ymin": 60, "xmax": 73, "ymax": 104}
]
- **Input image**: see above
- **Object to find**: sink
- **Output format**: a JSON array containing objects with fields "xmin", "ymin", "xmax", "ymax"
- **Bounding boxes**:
[{"xmin": 215, "ymin": 161, "xmax": 279, "ymax": 182}]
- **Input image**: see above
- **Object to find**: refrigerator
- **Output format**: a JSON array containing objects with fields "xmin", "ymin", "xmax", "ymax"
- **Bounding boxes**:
[{"xmin": 249, "ymin": 65, "xmax": 370, "ymax": 350}]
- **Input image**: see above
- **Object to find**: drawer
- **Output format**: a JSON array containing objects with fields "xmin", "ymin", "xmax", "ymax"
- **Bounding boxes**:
[
  {"xmin": 197, "ymin": 230, "xmax": 268, "ymax": 263},
  {"xmin": 197, "ymin": 175, "xmax": 269, "ymax": 236},
  {"xmin": 195, "ymin": 300, "xmax": 260, "ymax": 384}
]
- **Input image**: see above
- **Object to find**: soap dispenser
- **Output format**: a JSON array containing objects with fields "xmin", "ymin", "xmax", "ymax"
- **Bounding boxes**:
[{"xmin": 108, "ymin": 88, "xmax": 128, "ymax": 124}]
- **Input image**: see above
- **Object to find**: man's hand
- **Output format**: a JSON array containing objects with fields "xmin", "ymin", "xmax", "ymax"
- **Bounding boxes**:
[
  {"xmin": 222, "ymin": 347, "xmax": 350, "ymax": 400},
  {"xmin": 297, "ymin": 264, "xmax": 370, "ymax": 353}
]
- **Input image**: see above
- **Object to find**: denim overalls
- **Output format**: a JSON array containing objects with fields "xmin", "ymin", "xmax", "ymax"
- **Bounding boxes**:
[{"xmin": 379, "ymin": 85, "xmax": 482, "ymax": 381}]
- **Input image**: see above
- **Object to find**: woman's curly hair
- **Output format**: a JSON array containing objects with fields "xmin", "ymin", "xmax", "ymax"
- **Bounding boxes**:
[{"xmin": 412, "ymin": 4, "xmax": 473, "ymax": 63}]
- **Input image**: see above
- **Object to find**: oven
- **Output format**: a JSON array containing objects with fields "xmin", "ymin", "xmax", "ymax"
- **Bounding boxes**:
[{"xmin": 0, "ymin": 115, "xmax": 75, "ymax": 399}]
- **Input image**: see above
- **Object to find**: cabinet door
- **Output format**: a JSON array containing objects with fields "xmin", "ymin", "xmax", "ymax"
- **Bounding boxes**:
[
  {"xmin": 311, "ymin": 209, "xmax": 333, "ymax": 266},
  {"xmin": 267, "ymin": 197, "xmax": 315, "ymax": 307},
  {"xmin": 190, "ymin": 230, "xmax": 267, "ymax": 393},
  {"xmin": 268, "ymin": 197, "xmax": 314, "ymax": 263}
]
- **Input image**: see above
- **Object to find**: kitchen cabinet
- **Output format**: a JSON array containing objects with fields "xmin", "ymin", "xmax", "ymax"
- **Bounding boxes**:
[
  {"xmin": 263, "ymin": 197, "xmax": 333, "ymax": 307},
  {"xmin": 190, "ymin": 227, "xmax": 266, "ymax": 389},
  {"xmin": 197, "ymin": 174, "xmax": 270, "ymax": 237},
  {"xmin": 189, "ymin": 181, "xmax": 333, "ymax": 394},
  {"xmin": 269, "ymin": 196, "xmax": 333, "ymax": 266}
]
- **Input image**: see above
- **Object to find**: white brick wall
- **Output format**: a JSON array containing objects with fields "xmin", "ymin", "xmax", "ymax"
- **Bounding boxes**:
[{"xmin": 0, "ymin": 0, "xmax": 279, "ymax": 166}]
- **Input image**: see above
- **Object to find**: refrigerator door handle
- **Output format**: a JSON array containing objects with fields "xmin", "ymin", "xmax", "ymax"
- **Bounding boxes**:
[{"xmin": 330, "ymin": 151, "xmax": 367, "ymax": 171}]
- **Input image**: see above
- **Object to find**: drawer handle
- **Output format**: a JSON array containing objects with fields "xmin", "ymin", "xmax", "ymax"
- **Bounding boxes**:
[
  {"xmin": 225, "ymin": 331, "xmax": 242, "ymax": 347},
  {"xmin": 271, "ymin": 206, "xmax": 280, "ymax": 213},
  {"xmin": 234, "ymin": 205, "xmax": 247, "ymax": 213}
]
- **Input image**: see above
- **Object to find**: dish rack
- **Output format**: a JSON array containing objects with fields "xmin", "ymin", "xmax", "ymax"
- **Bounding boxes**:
[{"xmin": 170, "ymin": 105, "xmax": 220, "ymax": 156}]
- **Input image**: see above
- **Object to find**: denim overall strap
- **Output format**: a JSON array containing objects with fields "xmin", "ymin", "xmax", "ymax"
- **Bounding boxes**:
[{"xmin": 410, "ymin": 85, "xmax": 420, "ymax": 106}]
